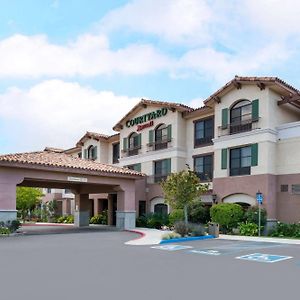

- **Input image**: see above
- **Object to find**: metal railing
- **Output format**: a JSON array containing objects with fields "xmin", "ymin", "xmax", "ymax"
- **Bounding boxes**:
[
  {"xmin": 147, "ymin": 138, "xmax": 172, "ymax": 151},
  {"xmin": 147, "ymin": 174, "xmax": 170, "ymax": 184},
  {"xmin": 121, "ymin": 146, "xmax": 141, "ymax": 157},
  {"xmin": 218, "ymin": 118, "xmax": 260, "ymax": 137}
]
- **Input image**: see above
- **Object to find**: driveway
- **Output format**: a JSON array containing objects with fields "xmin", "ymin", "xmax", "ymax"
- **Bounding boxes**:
[{"xmin": 0, "ymin": 231, "xmax": 299, "ymax": 300}]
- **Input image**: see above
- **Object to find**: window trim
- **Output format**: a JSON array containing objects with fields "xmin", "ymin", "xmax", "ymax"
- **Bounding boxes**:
[
  {"xmin": 193, "ymin": 153, "xmax": 214, "ymax": 182},
  {"xmin": 193, "ymin": 116, "xmax": 214, "ymax": 148},
  {"xmin": 229, "ymin": 145, "xmax": 252, "ymax": 177}
]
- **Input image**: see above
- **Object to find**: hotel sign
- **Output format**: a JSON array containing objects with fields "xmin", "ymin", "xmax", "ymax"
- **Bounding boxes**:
[
  {"xmin": 126, "ymin": 107, "xmax": 168, "ymax": 128},
  {"xmin": 67, "ymin": 176, "xmax": 88, "ymax": 183}
]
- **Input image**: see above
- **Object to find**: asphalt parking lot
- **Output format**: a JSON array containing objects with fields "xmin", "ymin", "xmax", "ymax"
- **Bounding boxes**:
[{"xmin": 0, "ymin": 230, "xmax": 299, "ymax": 300}]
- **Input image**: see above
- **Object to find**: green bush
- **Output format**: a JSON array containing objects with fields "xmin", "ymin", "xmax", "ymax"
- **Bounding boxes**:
[
  {"xmin": 210, "ymin": 203, "xmax": 244, "ymax": 232},
  {"xmin": 269, "ymin": 222, "xmax": 300, "ymax": 238},
  {"xmin": 136, "ymin": 213, "xmax": 169, "ymax": 229},
  {"xmin": 90, "ymin": 211, "xmax": 108, "ymax": 225},
  {"xmin": 0, "ymin": 227, "xmax": 10, "ymax": 235},
  {"xmin": 169, "ymin": 209, "xmax": 184, "ymax": 225},
  {"xmin": 56, "ymin": 215, "xmax": 74, "ymax": 224},
  {"xmin": 188, "ymin": 201, "xmax": 210, "ymax": 224},
  {"xmin": 136, "ymin": 215, "xmax": 148, "ymax": 227},
  {"xmin": 244, "ymin": 206, "xmax": 267, "ymax": 226},
  {"xmin": 239, "ymin": 222, "xmax": 259, "ymax": 236}
]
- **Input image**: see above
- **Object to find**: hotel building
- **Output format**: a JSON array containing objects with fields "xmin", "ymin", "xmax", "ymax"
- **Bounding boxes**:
[{"xmin": 40, "ymin": 76, "xmax": 300, "ymax": 228}]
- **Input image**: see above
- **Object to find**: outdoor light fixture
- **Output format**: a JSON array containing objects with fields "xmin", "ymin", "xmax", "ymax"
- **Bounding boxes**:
[{"xmin": 212, "ymin": 194, "xmax": 217, "ymax": 204}]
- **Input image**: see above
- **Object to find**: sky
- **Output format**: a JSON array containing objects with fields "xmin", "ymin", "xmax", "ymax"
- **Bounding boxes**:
[{"xmin": 0, "ymin": 0, "xmax": 300, "ymax": 154}]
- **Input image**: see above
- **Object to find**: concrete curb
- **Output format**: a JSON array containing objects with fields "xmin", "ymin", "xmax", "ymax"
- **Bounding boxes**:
[{"xmin": 160, "ymin": 235, "xmax": 215, "ymax": 244}]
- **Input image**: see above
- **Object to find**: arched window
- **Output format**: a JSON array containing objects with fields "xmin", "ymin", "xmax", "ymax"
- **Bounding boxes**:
[
  {"xmin": 87, "ymin": 145, "xmax": 97, "ymax": 160},
  {"xmin": 155, "ymin": 124, "xmax": 168, "ymax": 150},
  {"xmin": 230, "ymin": 100, "xmax": 252, "ymax": 134},
  {"xmin": 128, "ymin": 132, "xmax": 140, "ymax": 156}
]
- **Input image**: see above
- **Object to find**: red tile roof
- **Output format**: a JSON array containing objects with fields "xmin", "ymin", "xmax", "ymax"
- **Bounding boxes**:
[
  {"xmin": 204, "ymin": 76, "xmax": 300, "ymax": 105},
  {"xmin": 0, "ymin": 149, "xmax": 144, "ymax": 177}
]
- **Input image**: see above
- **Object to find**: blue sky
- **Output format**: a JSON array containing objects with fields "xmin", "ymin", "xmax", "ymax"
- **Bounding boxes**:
[{"xmin": 0, "ymin": 0, "xmax": 300, "ymax": 153}]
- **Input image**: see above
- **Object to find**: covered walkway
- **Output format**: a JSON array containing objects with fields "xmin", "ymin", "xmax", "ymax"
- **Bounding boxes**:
[{"xmin": 0, "ymin": 149, "xmax": 144, "ymax": 229}]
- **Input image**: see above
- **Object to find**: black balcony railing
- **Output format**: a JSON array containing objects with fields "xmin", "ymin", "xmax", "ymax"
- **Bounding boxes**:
[
  {"xmin": 218, "ymin": 118, "xmax": 260, "ymax": 137},
  {"xmin": 147, "ymin": 174, "xmax": 170, "ymax": 184},
  {"xmin": 147, "ymin": 138, "xmax": 172, "ymax": 152},
  {"xmin": 122, "ymin": 145, "xmax": 141, "ymax": 157}
]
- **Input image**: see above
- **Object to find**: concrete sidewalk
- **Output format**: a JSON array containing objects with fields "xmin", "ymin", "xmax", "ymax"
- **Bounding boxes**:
[
  {"xmin": 125, "ymin": 228, "xmax": 170, "ymax": 245},
  {"xmin": 219, "ymin": 234, "xmax": 300, "ymax": 245},
  {"xmin": 126, "ymin": 228, "xmax": 300, "ymax": 246}
]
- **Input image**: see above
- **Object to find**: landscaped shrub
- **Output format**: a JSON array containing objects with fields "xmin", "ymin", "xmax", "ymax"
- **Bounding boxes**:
[
  {"xmin": 188, "ymin": 201, "xmax": 210, "ymax": 224},
  {"xmin": 90, "ymin": 211, "xmax": 108, "ymax": 225},
  {"xmin": 136, "ymin": 215, "xmax": 148, "ymax": 227},
  {"xmin": 136, "ymin": 213, "xmax": 169, "ymax": 229},
  {"xmin": 174, "ymin": 221, "xmax": 206, "ymax": 237},
  {"xmin": 269, "ymin": 222, "xmax": 300, "ymax": 238},
  {"xmin": 0, "ymin": 227, "xmax": 10, "ymax": 235},
  {"xmin": 0, "ymin": 220, "xmax": 21, "ymax": 235},
  {"xmin": 168, "ymin": 209, "xmax": 184, "ymax": 225},
  {"xmin": 56, "ymin": 215, "xmax": 74, "ymax": 224},
  {"xmin": 239, "ymin": 222, "xmax": 258, "ymax": 236},
  {"xmin": 210, "ymin": 203, "xmax": 244, "ymax": 232},
  {"xmin": 174, "ymin": 221, "xmax": 189, "ymax": 236},
  {"xmin": 146, "ymin": 213, "xmax": 169, "ymax": 229},
  {"xmin": 244, "ymin": 206, "xmax": 267, "ymax": 226},
  {"xmin": 189, "ymin": 223, "xmax": 206, "ymax": 237},
  {"xmin": 162, "ymin": 232, "xmax": 181, "ymax": 240}
]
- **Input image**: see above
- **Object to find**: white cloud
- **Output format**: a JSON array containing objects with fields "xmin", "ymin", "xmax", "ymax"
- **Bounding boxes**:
[
  {"xmin": 0, "ymin": 33, "xmax": 171, "ymax": 78},
  {"xmin": 100, "ymin": 0, "xmax": 213, "ymax": 45},
  {"xmin": 0, "ymin": 80, "xmax": 140, "ymax": 153},
  {"xmin": 176, "ymin": 43, "xmax": 291, "ymax": 83}
]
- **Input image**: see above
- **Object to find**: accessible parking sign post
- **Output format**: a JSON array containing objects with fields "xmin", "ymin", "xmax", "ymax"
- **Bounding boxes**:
[{"xmin": 256, "ymin": 191, "xmax": 263, "ymax": 236}]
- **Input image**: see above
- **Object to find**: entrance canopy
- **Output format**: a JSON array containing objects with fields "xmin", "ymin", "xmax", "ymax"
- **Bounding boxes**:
[{"xmin": 0, "ymin": 149, "xmax": 144, "ymax": 229}]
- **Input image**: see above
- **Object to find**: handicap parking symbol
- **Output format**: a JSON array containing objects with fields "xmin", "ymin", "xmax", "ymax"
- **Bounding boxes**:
[
  {"xmin": 236, "ymin": 253, "xmax": 293, "ymax": 263},
  {"xmin": 151, "ymin": 244, "xmax": 193, "ymax": 251}
]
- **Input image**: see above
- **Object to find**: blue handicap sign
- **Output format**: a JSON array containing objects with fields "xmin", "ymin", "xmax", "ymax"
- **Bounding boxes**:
[
  {"xmin": 151, "ymin": 244, "xmax": 193, "ymax": 251},
  {"xmin": 256, "ymin": 192, "xmax": 263, "ymax": 204},
  {"xmin": 236, "ymin": 253, "xmax": 292, "ymax": 263}
]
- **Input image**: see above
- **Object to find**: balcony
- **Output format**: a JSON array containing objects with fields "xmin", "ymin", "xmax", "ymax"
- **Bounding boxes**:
[
  {"xmin": 147, "ymin": 138, "xmax": 172, "ymax": 152},
  {"xmin": 218, "ymin": 118, "xmax": 260, "ymax": 137},
  {"xmin": 122, "ymin": 145, "xmax": 141, "ymax": 157},
  {"xmin": 147, "ymin": 174, "xmax": 170, "ymax": 184}
]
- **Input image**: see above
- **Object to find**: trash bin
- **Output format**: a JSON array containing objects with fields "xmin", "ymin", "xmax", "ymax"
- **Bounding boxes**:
[{"xmin": 208, "ymin": 222, "xmax": 219, "ymax": 237}]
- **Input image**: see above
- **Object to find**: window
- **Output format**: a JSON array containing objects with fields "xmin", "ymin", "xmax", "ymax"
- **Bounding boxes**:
[
  {"xmin": 155, "ymin": 124, "xmax": 168, "ymax": 150},
  {"xmin": 230, "ymin": 100, "xmax": 252, "ymax": 134},
  {"xmin": 128, "ymin": 132, "xmax": 140, "ymax": 156},
  {"xmin": 194, "ymin": 118, "xmax": 214, "ymax": 147},
  {"xmin": 46, "ymin": 188, "xmax": 51, "ymax": 193},
  {"xmin": 139, "ymin": 201, "xmax": 146, "ymax": 216},
  {"xmin": 281, "ymin": 185, "xmax": 288, "ymax": 192},
  {"xmin": 126, "ymin": 163, "xmax": 141, "ymax": 172},
  {"xmin": 154, "ymin": 203, "xmax": 168, "ymax": 215},
  {"xmin": 85, "ymin": 145, "xmax": 97, "ymax": 160},
  {"xmin": 194, "ymin": 155, "xmax": 213, "ymax": 181},
  {"xmin": 112, "ymin": 143, "xmax": 120, "ymax": 164},
  {"xmin": 292, "ymin": 184, "xmax": 300, "ymax": 194},
  {"xmin": 230, "ymin": 146, "xmax": 251, "ymax": 176},
  {"xmin": 78, "ymin": 152, "xmax": 82, "ymax": 158},
  {"xmin": 64, "ymin": 189, "xmax": 72, "ymax": 194},
  {"xmin": 154, "ymin": 159, "xmax": 171, "ymax": 183}
]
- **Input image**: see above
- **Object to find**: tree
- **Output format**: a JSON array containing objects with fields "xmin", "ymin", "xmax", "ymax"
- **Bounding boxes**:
[
  {"xmin": 161, "ymin": 170, "xmax": 208, "ymax": 223},
  {"xmin": 16, "ymin": 187, "xmax": 43, "ymax": 222}
]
